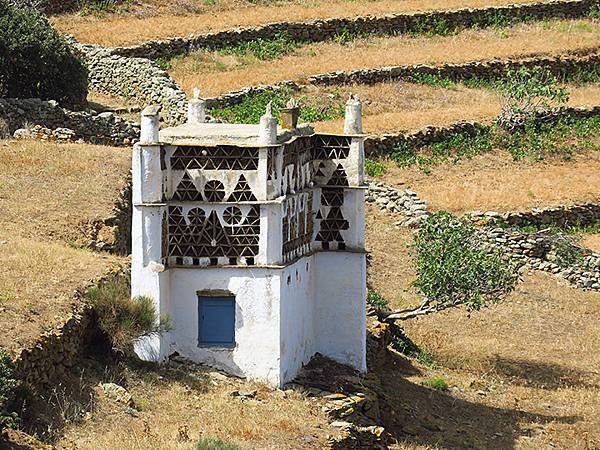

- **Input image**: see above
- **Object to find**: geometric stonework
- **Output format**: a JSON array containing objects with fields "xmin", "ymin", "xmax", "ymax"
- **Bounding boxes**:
[
  {"xmin": 173, "ymin": 171, "xmax": 202, "ymax": 201},
  {"xmin": 228, "ymin": 174, "xmax": 257, "ymax": 202},
  {"xmin": 316, "ymin": 206, "xmax": 349, "ymax": 247},
  {"xmin": 326, "ymin": 164, "xmax": 349, "ymax": 187},
  {"xmin": 204, "ymin": 180, "xmax": 226, "ymax": 202},
  {"xmin": 313, "ymin": 135, "xmax": 351, "ymax": 160},
  {"xmin": 167, "ymin": 205, "xmax": 260, "ymax": 266},
  {"xmin": 171, "ymin": 145, "xmax": 259, "ymax": 171},
  {"xmin": 282, "ymin": 192, "xmax": 314, "ymax": 262}
]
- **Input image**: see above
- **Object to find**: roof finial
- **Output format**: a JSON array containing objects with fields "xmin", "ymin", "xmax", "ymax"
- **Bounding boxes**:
[
  {"xmin": 192, "ymin": 87, "xmax": 201, "ymax": 100},
  {"xmin": 265, "ymin": 101, "xmax": 273, "ymax": 117}
]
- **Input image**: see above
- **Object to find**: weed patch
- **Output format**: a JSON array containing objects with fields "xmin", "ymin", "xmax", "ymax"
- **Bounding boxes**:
[
  {"xmin": 220, "ymin": 32, "xmax": 299, "ymax": 61},
  {"xmin": 0, "ymin": 348, "xmax": 19, "ymax": 430},
  {"xmin": 421, "ymin": 376, "xmax": 449, "ymax": 391},
  {"xmin": 365, "ymin": 159, "xmax": 386, "ymax": 177},
  {"xmin": 210, "ymin": 88, "xmax": 345, "ymax": 124},
  {"xmin": 197, "ymin": 436, "xmax": 241, "ymax": 450}
]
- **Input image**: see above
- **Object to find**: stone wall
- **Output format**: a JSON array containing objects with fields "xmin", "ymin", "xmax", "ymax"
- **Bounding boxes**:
[
  {"xmin": 204, "ymin": 50, "xmax": 600, "ymax": 110},
  {"xmin": 12, "ymin": 266, "xmax": 128, "ymax": 388},
  {"xmin": 109, "ymin": 0, "xmax": 597, "ymax": 60},
  {"xmin": 364, "ymin": 105, "xmax": 600, "ymax": 156},
  {"xmin": 308, "ymin": 49, "xmax": 600, "ymax": 86},
  {"xmin": 76, "ymin": 44, "xmax": 187, "ymax": 126},
  {"xmin": 13, "ymin": 303, "xmax": 94, "ymax": 387},
  {"xmin": 366, "ymin": 181, "xmax": 600, "ymax": 291},
  {"xmin": 83, "ymin": 178, "xmax": 132, "ymax": 255},
  {"xmin": 0, "ymin": 97, "xmax": 139, "ymax": 146}
]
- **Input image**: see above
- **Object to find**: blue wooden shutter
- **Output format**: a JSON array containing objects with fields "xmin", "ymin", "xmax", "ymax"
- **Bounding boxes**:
[{"xmin": 198, "ymin": 297, "xmax": 235, "ymax": 346}]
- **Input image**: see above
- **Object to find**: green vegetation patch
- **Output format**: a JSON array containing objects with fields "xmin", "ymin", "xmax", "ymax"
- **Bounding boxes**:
[
  {"xmin": 421, "ymin": 376, "xmax": 449, "ymax": 391},
  {"xmin": 0, "ymin": 348, "xmax": 19, "ymax": 430},
  {"xmin": 365, "ymin": 159, "xmax": 386, "ymax": 177},
  {"xmin": 210, "ymin": 87, "xmax": 345, "ymax": 124},
  {"xmin": 0, "ymin": 0, "xmax": 88, "ymax": 107},
  {"xmin": 219, "ymin": 32, "xmax": 300, "ymax": 61},
  {"xmin": 197, "ymin": 436, "xmax": 241, "ymax": 450},
  {"xmin": 414, "ymin": 212, "xmax": 517, "ymax": 312},
  {"xmin": 85, "ymin": 273, "xmax": 172, "ymax": 356},
  {"xmin": 391, "ymin": 116, "xmax": 600, "ymax": 173}
]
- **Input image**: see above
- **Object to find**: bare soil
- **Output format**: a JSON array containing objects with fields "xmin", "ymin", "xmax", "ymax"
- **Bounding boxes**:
[
  {"xmin": 51, "ymin": 0, "xmax": 545, "ymax": 47},
  {"xmin": 0, "ymin": 139, "xmax": 130, "ymax": 356}
]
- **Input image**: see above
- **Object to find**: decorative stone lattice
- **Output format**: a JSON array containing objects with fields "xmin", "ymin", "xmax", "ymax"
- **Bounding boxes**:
[
  {"xmin": 282, "ymin": 192, "xmax": 314, "ymax": 262},
  {"xmin": 167, "ymin": 205, "xmax": 260, "ymax": 266},
  {"xmin": 171, "ymin": 146, "xmax": 259, "ymax": 171}
]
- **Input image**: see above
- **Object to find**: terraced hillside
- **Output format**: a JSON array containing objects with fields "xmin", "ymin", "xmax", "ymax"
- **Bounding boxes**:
[
  {"xmin": 168, "ymin": 18, "xmax": 599, "ymax": 96},
  {"xmin": 2, "ymin": 0, "xmax": 600, "ymax": 449},
  {"xmin": 51, "ymin": 0, "xmax": 554, "ymax": 46}
]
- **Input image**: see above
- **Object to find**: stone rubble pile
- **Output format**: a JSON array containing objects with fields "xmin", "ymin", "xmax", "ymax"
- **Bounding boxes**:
[
  {"xmin": 366, "ymin": 180, "xmax": 600, "ymax": 291},
  {"xmin": 366, "ymin": 181, "xmax": 429, "ymax": 227}
]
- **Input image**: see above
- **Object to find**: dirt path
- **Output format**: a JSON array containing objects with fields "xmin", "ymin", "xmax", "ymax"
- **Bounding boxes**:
[{"xmin": 51, "ymin": 0, "xmax": 545, "ymax": 47}]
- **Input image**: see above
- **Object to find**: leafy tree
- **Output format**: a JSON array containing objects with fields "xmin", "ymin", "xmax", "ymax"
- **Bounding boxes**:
[
  {"xmin": 385, "ymin": 212, "xmax": 517, "ymax": 320},
  {"xmin": 0, "ymin": 0, "xmax": 88, "ymax": 107},
  {"xmin": 497, "ymin": 66, "xmax": 569, "ymax": 132}
]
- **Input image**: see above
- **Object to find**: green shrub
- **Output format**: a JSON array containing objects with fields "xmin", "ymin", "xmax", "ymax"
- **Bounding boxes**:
[
  {"xmin": 220, "ymin": 32, "xmax": 299, "ymax": 60},
  {"xmin": 414, "ymin": 212, "xmax": 517, "ymax": 313},
  {"xmin": 85, "ymin": 275, "xmax": 172, "ymax": 355},
  {"xmin": 367, "ymin": 289, "xmax": 389, "ymax": 312},
  {"xmin": 421, "ymin": 376, "xmax": 448, "ymax": 391},
  {"xmin": 365, "ymin": 159, "xmax": 386, "ymax": 177},
  {"xmin": 552, "ymin": 236, "xmax": 585, "ymax": 268},
  {"xmin": 0, "ymin": 348, "xmax": 19, "ymax": 430},
  {"xmin": 210, "ymin": 88, "xmax": 344, "ymax": 124},
  {"xmin": 197, "ymin": 436, "xmax": 241, "ymax": 450},
  {"xmin": 391, "ymin": 329, "xmax": 435, "ymax": 367},
  {"xmin": 0, "ymin": 1, "xmax": 88, "ymax": 107}
]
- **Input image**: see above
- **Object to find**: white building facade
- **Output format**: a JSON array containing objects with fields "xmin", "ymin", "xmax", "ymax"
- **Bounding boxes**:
[{"xmin": 131, "ymin": 96, "xmax": 367, "ymax": 387}]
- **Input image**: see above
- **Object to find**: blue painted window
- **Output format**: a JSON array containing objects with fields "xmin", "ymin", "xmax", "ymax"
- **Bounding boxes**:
[{"xmin": 198, "ymin": 296, "xmax": 236, "ymax": 347}]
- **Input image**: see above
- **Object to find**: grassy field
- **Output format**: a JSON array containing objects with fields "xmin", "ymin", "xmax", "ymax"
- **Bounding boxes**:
[
  {"xmin": 0, "ymin": 139, "xmax": 129, "ymax": 356},
  {"xmin": 168, "ymin": 18, "xmax": 600, "ymax": 96},
  {"xmin": 51, "ymin": 0, "xmax": 545, "ymax": 46}
]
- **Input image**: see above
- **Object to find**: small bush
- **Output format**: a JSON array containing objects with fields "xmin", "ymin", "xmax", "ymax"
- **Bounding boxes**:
[
  {"xmin": 421, "ymin": 376, "xmax": 448, "ymax": 391},
  {"xmin": 0, "ymin": 1, "xmax": 88, "ymax": 107},
  {"xmin": 197, "ymin": 436, "xmax": 241, "ymax": 450},
  {"xmin": 498, "ymin": 66, "xmax": 569, "ymax": 132},
  {"xmin": 414, "ymin": 212, "xmax": 517, "ymax": 312},
  {"xmin": 367, "ymin": 289, "xmax": 389, "ymax": 312},
  {"xmin": 220, "ymin": 32, "xmax": 299, "ymax": 61},
  {"xmin": 85, "ymin": 275, "xmax": 172, "ymax": 355},
  {"xmin": 0, "ymin": 348, "xmax": 19, "ymax": 430},
  {"xmin": 365, "ymin": 159, "xmax": 386, "ymax": 177}
]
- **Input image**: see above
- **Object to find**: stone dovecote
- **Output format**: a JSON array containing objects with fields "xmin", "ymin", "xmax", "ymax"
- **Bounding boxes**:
[{"xmin": 131, "ymin": 94, "xmax": 367, "ymax": 387}]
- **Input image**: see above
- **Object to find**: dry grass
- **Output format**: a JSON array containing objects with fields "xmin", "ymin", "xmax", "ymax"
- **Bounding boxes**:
[
  {"xmin": 51, "ymin": 0, "xmax": 544, "ymax": 47},
  {"xmin": 378, "ymin": 149, "xmax": 600, "ymax": 214},
  {"xmin": 169, "ymin": 19, "xmax": 600, "ymax": 96},
  {"xmin": 56, "ymin": 365, "xmax": 331, "ymax": 449},
  {"xmin": 366, "ymin": 210, "xmax": 600, "ymax": 449},
  {"xmin": 313, "ymin": 82, "xmax": 600, "ymax": 134},
  {"xmin": 0, "ymin": 139, "xmax": 130, "ymax": 355},
  {"xmin": 580, "ymin": 233, "xmax": 600, "ymax": 252}
]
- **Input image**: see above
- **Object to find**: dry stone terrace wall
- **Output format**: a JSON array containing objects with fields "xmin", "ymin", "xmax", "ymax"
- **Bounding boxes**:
[
  {"xmin": 0, "ymin": 97, "xmax": 139, "ymax": 146},
  {"xmin": 108, "ymin": 0, "xmax": 597, "ymax": 60},
  {"xmin": 364, "ymin": 105, "xmax": 600, "ymax": 156},
  {"xmin": 367, "ymin": 181, "xmax": 600, "ymax": 290},
  {"xmin": 307, "ymin": 49, "xmax": 600, "ymax": 86},
  {"xmin": 204, "ymin": 50, "xmax": 600, "ymax": 109},
  {"xmin": 76, "ymin": 44, "xmax": 188, "ymax": 126}
]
